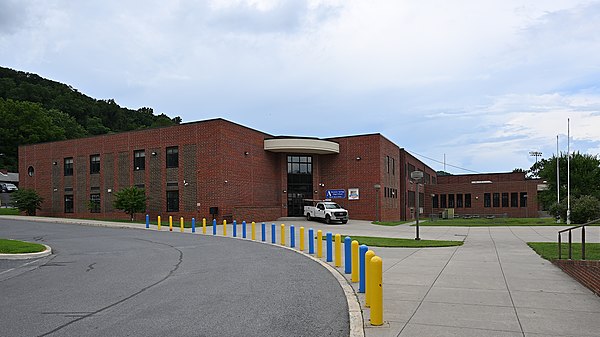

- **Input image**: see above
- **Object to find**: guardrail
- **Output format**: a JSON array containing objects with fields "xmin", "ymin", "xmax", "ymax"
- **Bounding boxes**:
[{"xmin": 557, "ymin": 218, "xmax": 600, "ymax": 260}]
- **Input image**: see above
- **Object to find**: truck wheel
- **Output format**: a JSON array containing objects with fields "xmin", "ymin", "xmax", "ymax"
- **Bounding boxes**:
[
  {"xmin": 306, "ymin": 213, "xmax": 311, "ymax": 221},
  {"xmin": 325, "ymin": 215, "xmax": 331, "ymax": 224},
  {"xmin": 341, "ymin": 220, "xmax": 348, "ymax": 224}
]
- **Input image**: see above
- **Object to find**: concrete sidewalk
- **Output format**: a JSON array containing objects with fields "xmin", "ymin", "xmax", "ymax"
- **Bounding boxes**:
[{"xmin": 2, "ymin": 215, "xmax": 599, "ymax": 336}]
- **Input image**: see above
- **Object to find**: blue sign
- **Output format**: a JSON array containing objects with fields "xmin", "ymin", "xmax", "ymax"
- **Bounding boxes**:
[{"xmin": 326, "ymin": 189, "xmax": 346, "ymax": 199}]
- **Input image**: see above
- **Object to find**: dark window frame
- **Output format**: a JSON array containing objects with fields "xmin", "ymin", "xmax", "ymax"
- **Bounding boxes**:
[
  {"xmin": 167, "ymin": 190, "xmax": 179, "ymax": 212},
  {"xmin": 484, "ymin": 193, "xmax": 491, "ymax": 208},
  {"xmin": 440, "ymin": 194, "xmax": 447, "ymax": 208},
  {"xmin": 90, "ymin": 154, "xmax": 100, "ymax": 174},
  {"xmin": 448, "ymin": 194, "xmax": 455, "ymax": 208},
  {"xmin": 134, "ymin": 150, "xmax": 145, "ymax": 171},
  {"xmin": 456, "ymin": 194, "xmax": 463, "ymax": 208},
  {"xmin": 432, "ymin": 195, "xmax": 439, "ymax": 208},
  {"xmin": 64, "ymin": 195, "xmax": 74, "ymax": 213},
  {"xmin": 465, "ymin": 194, "xmax": 472, "ymax": 208},
  {"xmin": 511, "ymin": 192, "xmax": 519, "ymax": 207},
  {"xmin": 90, "ymin": 193, "xmax": 101, "ymax": 213},
  {"xmin": 520, "ymin": 192, "xmax": 528, "ymax": 207},
  {"xmin": 502, "ymin": 193, "xmax": 509, "ymax": 207},
  {"xmin": 493, "ymin": 193, "xmax": 500, "ymax": 207},
  {"xmin": 166, "ymin": 146, "xmax": 179, "ymax": 168},
  {"xmin": 64, "ymin": 157, "xmax": 73, "ymax": 176}
]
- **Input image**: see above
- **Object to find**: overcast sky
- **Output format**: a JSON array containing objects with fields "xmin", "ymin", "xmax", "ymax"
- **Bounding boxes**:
[{"xmin": 1, "ymin": 0, "xmax": 599, "ymax": 174}]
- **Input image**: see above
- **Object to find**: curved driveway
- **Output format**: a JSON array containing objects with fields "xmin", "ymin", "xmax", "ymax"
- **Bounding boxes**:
[{"xmin": 0, "ymin": 219, "xmax": 349, "ymax": 337}]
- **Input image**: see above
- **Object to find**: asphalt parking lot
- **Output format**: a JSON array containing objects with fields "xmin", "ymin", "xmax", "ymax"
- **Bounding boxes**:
[{"xmin": 0, "ymin": 218, "xmax": 350, "ymax": 337}]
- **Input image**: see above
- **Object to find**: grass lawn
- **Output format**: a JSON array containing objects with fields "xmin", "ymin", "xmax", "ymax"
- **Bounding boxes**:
[
  {"xmin": 0, "ymin": 238, "xmax": 46, "ymax": 254},
  {"xmin": 321, "ymin": 235, "xmax": 463, "ymax": 248},
  {"xmin": 527, "ymin": 242, "xmax": 600, "ymax": 261},
  {"xmin": 0, "ymin": 208, "xmax": 20, "ymax": 215},
  {"xmin": 418, "ymin": 217, "xmax": 561, "ymax": 227},
  {"xmin": 371, "ymin": 220, "xmax": 415, "ymax": 226}
]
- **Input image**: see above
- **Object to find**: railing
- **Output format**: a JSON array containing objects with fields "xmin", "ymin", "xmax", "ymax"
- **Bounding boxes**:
[{"xmin": 558, "ymin": 218, "xmax": 600, "ymax": 260}]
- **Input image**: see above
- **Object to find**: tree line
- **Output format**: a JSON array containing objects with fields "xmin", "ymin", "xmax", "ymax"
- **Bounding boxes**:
[{"xmin": 0, "ymin": 66, "xmax": 181, "ymax": 171}]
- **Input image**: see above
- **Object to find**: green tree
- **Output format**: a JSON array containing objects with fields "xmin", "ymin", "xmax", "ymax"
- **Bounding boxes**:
[
  {"xmin": 113, "ymin": 187, "xmax": 147, "ymax": 221},
  {"xmin": 532, "ymin": 152, "xmax": 600, "ymax": 209},
  {"xmin": 11, "ymin": 188, "xmax": 44, "ymax": 216}
]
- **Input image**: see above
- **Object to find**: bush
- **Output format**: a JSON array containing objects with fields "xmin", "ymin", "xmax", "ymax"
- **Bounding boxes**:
[
  {"xmin": 10, "ymin": 189, "xmax": 44, "ymax": 216},
  {"xmin": 549, "ymin": 195, "xmax": 600, "ymax": 224}
]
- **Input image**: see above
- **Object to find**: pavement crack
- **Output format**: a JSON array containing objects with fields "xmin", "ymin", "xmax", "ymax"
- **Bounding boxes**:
[
  {"xmin": 37, "ymin": 239, "xmax": 183, "ymax": 337},
  {"xmin": 85, "ymin": 263, "xmax": 96, "ymax": 272}
]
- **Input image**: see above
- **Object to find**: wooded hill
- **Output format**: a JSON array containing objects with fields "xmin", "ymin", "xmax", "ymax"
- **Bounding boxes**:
[{"xmin": 0, "ymin": 66, "xmax": 181, "ymax": 171}]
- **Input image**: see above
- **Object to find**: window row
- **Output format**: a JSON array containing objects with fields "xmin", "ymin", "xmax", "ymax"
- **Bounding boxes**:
[
  {"xmin": 432, "ymin": 192, "xmax": 528, "ymax": 209},
  {"xmin": 63, "ymin": 190, "xmax": 180, "ymax": 213},
  {"xmin": 433, "ymin": 194, "xmax": 472, "ymax": 208},
  {"xmin": 62, "ymin": 147, "xmax": 179, "ymax": 176},
  {"xmin": 384, "ymin": 186, "xmax": 398, "ymax": 198}
]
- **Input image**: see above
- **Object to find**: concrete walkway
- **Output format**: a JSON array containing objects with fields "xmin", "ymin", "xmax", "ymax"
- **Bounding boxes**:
[{"xmin": 2, "ymin": 215, "xmax": 599, "ymax": 337}]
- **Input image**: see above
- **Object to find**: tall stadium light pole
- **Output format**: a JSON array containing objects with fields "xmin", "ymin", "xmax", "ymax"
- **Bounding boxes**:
[
  {"xmin": 411, "ymin": 171, "xmax": 424, "ymax": 241},
  {"xmin": 567, "ymin": 119, "xmax": 571, "ymax": 225},
  {"xmin": 529, "ymin": 151, "xmax": 542, "ymax": 177}
]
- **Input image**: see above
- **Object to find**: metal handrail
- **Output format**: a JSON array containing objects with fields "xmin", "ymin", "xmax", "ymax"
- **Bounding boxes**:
[{"xmin": 557, "ymin": 218, "xmax": 600, "ymax": 260}]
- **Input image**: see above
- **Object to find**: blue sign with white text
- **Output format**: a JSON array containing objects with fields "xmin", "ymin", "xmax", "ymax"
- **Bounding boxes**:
[{"xmin": 325, "ymin": 189, "xmax": 346, "ymax": 199}]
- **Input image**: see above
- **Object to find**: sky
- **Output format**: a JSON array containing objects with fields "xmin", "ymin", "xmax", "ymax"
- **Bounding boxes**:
[{"xmin": 1, "ymin": 0, "xmax": 599, "ymax": 174}]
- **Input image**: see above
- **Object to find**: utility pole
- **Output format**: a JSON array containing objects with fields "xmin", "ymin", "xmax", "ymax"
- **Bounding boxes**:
[
  {"xmin": 557, "ymin": 135, "xmax": 560, "ymax": 223},
  {"xmin": 567, "ymin": 119, "xmax": 571, "ymax": 225}
]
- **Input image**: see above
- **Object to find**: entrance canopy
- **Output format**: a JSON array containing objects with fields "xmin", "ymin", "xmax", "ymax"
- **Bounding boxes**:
[{"xmin": 264, "ymin": 138, "xmax": 339, "ymax": 155}]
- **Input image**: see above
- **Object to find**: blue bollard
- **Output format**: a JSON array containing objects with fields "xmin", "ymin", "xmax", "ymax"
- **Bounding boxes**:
[
  {"xmin": 359, "ymin": 245, "xmax": 368, "ymax": 293},
  {"xmin": 242, "ymin": 221, "xmax": 247, "ymax": 238},
  {"xmin": 192, "ymin": 218, "xmax": 196, "ymax": 233},
  {"xmin": 290, "ymin": 225, "xmax": 295, "ymax": 248},
  {"xmin": 326, "ymin": 232, "xmax": 333, "ymax": 262},
  {"xmin": 261, "ymin": 222, "xmax": 266, "ymax": 242},
  {"xmin": 344, "ymin": 236, "xmax": 352, "ymax": 274},
  {"xmin": 145, "ymin": 214, "xmax": 149, "ymax": 228},
  {"xmin": 271, "ymin": 223, "xmax": 276, "ymax": 244},
  {"xmin": 308, "ymin": 228, "xmax": 315, "ymax": 254},
  {"xmin": 233, "ymin": 220, "xmax": 237, "ymax": 237},
  {"xmin": 212, "ymin": 219, "xmax": 217, "ymax": 235}
]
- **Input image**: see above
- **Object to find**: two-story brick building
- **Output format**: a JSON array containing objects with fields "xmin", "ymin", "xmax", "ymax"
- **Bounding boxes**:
[{"xmin": 18, "ymin": 118, "xmax": 541, "ymax": 222}]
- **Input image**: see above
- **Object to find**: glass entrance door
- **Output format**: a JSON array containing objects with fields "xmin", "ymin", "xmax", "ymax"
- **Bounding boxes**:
[{"xmin": 287, "ymin": 155, "xmax": 313, "ymax": 216}]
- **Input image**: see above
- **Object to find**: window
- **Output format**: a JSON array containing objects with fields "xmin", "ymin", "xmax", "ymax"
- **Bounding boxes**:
[
  {"xmin": 392, "ymin": 158, "xmax": 395, "ymax": 175},
  {"xmin": 448, "ymin": 194, "xmax": 455, "ymax": 208},
  {"xmin": 386, "ymin": 156, "xmax": 390, "ymax": 173},
  {"xmin": 90, "ymin": 193, "xmax": 100, "ymax": 213},
  {"xmin": 134, "ymin": 150, "xmax": 145, "ymax": 171},
  {"xmin": 484, "ymin": 193, "xmax": 491, "ymax": 207},
  {"xmin": 408, "ymin": 191, "xmax": 415, "ymax": 207},
  {"xmin": 27, "ymin": 166, "xmax": 34, "ymax": 177},
  {"xmin": 440, "ymin": 194, "xmax": 447, "ymax": 208},
  {"xmin": 465, "ymin": 194, "xmax": 472, "ymax": 208},
  {"xmin": 493, "ymin": 193, "xmax": 500, "ymax": 207},
  {"xmin": 167, "ymin": 190, "xmax": 179, "ymax": 212},
  {"xmin": 166, "ymin": 146, "xmax": 178, "ymax": 168},
  {"xmin": 432, "ymin": 195, "xmax": 439, "ymax": 208},
  {"xmin": 287, "ymin": 155, "xmax": 312, "ymax": 175},
  {"xmin": 64, "ymin": 195, "xmax": 74, "ymax": 213},
  {"xmin": 432, "ymin": 177, "xmax": 437, "ymax": 185},
  {"xmin": 502, "ymin": 193, "xmax": 509, "ymax": 207},
  {"xmin": 90, "ymin": 154, "xmax": 100, "ymax": 174},
  {"xmin": 511, "ymin": 192, "xmax": 518, "ymax": 207},
  {"xmin": 456, "ymin": 194, "xmax": 463, "ymax": 208},
  {"xmin": 424, "ymin": 172, "xmax": 430, "ymax": 184},
  {"xmin": 64, "ymin": 157, "xmax": 73, "ymax": 176},
  {"xmin": 408, "ymin": 164, "xmax": 415, "ymax": 178},
  {"xmin": 520, "ymin": 192, "xmax": 528, "ymax": 207}
]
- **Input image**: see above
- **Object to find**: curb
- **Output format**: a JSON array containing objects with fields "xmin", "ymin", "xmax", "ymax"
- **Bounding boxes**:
[{"xmin": 0, "ymin": 244, "xmax": 52, "ymax": 260}]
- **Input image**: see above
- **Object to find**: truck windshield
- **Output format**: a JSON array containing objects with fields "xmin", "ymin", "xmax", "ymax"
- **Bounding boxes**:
[{"xmin": 325, "ymin": 203, "xmax": 342, "ymax": 209}]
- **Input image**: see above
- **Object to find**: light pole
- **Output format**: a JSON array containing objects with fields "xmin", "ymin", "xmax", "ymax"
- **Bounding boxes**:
[
  {"xmin": 411, "ymin": 171, "xmax": 424, "ymax": 240},
  {"xmin": 374, "ymin": 184, "xmax": 381, "ymax": 223},
  {"xmin": 529, "ymin": 151, "xmax": 542, "ymax": 177}
]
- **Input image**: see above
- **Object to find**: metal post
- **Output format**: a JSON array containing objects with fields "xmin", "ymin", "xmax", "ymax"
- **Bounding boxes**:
[
  {"xmin": 290, "ymin": 225, "xmax": 295, "ymax": 248},
  {"xmin": 344, "ymin": 236, "xmax": 352, "ymax": 274},
  {"xmin": 568, "ymin": 230, "xmax": 572, "ymax": 260},
  {"xmin": 558, "ymin": 233, "xmax": 562, "ymax": 259},
  {"xmin": 308, "ymin": 228, "xmax": 315, "ymax": 254},
  {"xmin": 326, "ymin": 232, "xmax": 333, "ymax": 262},
  {"xmin": 359, "ymin": 245, "xmax": 368, "ymax": 293},
  {"xmin": 582, "ymin": 226, "xmax": 586, "ymax": 260},
  {"xmin": 271, "ymin": 223, "xmax": 276, "ymax": 244},
  {"xmin": 261, "ymin": 222, "xmax": 266, "ymax": 242},
  {"xmin": 192, "ymin": 217, "xmax": 196, "ymax": 233}
]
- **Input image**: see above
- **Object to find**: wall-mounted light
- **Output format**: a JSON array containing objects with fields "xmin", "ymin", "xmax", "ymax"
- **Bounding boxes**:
[
  {"xmin": 53, "ymin": 161, "xmax": 58, "ymax": 165},
  {"xmin": 183, "ymin": 180, "xmax": 189, "ymax": 186},
  {"xmin": 53, "ymin": 188, "xmax": 58, "ymax": 192},
  {"xmin": 107, "ymin": 188, "xmax": 112, "ymax": 193},
  {"xmin": 314, "ymin": 190, "xmax": 318, "ymax": 194},
  {"xmin": 224, "ymin": 180, "xmax": 228, "ymax": 184},
  {"xmin": 356, "ymin": 157, "xmax": 361, "ymax": 161},
  {"xmin": 244, "ymin": 151, "xmax": 249, "ymax": 156},
  {"xmin": 151, "ymin": 152, "xmax": 157, "ymax": 156},
  {"xmin": 283, "ymin": 190, "xmax": 287, "ymax": 193},
  {"xmin": 318, "ymin": 183, "xmax": 325, "ymax": 187}
]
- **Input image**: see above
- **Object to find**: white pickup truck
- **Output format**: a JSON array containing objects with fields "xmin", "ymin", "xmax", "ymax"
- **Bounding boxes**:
[{"xmin": 304, "ymin": 201, "xmax": 349, "ymax": 224}]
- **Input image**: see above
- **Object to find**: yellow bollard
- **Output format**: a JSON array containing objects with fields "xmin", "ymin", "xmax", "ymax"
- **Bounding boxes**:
[
  {"xmin": 317, "ymin": 230, "xmax": 323, "ymax": 258},
  {"xmin": 251, "ymin": 221, "xmax": 256, "ymax": 241},
  {"xmin": 280, "ymin": 224, "xmax": 285, "ymax": 246},
  {"xmin": 180, "ymin": 217, "xmax": 184, "ymax": 232},
  {"xmin": 335, "ymin": 234, "xmax": 342, "ymax": 267},
  {"xmin": 299, "ymin": 227, "xmax": 305, "ymax": 251},
  {"xmin": 169, "ymin": 216, "xmax": 173, "ymax": 232},
  {"xmin": 370, "ymin": 256, "xmax": 383, "ymax": 326},
  {"xmin": 157, "ymin": 216, "xmax": 161, "ymax": 230},
  {"xmin": 365, "ymin": 250, "xmax": 375, "ymax": 307},
  {"xmin": 223, "ymin": 220, "xmax": 227, "ymax": 236},
  {"xmin": 351, "ymin": 240, "xmax": 359, "ymax": 283},
  {"xmin": 202, "ymin": 218, "xmax": 206, "ymax": 234}
]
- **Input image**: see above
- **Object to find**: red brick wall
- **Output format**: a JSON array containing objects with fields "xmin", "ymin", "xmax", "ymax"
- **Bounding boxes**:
[
  {"xmin": 553, "ymin": 260, "xmax": 600, "ymax": 296},
  {"xmin": 400, "ymin": 150, "xmax": 438, "ymax": 221}
]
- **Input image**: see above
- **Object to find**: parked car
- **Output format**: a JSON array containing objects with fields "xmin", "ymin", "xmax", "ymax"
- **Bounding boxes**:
[
  {"xmin": 304, "ymin": 200, "xmax": 349, "ymax": 224},
  {"xmin": 1, "ymin": 183, "xmax": 18, "ymax": 192}
]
